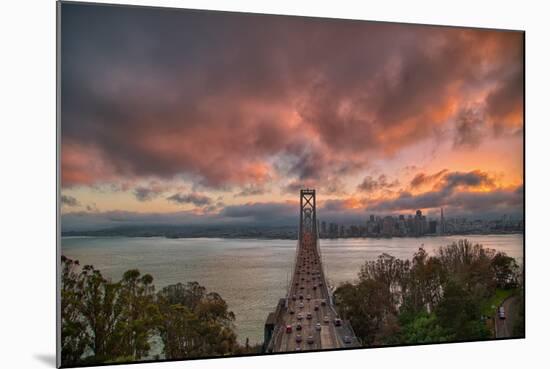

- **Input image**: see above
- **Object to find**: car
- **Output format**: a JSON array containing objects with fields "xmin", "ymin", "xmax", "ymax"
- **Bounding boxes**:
[
  {"xmin": 306, "ymin": 312, "xmax": 312, "ymax": 320},
  {"xmin": 299, "ymin": 302, "xmax": 304, "ymax": 309},
  {"xmin": 292, "ymin": 295, "xmax": 297, "ymax": 301},
  {"xmin": 295, "ymin": 282, "xmax": 299, "ymax": 286},
  {"xmin": 314, "ymin": 304, "xmax": 319, "ymax": 311},
  {"xmin": 297, "ymin": 312, "xmax": 303, "ymax": 320},
  {"xmin": 295, "ymin": 346, "xmax": 302, "ymax": 351},
  {"xmin": 296, "ymin": 323, "xmax": 302, "ymax": 331},
  {"xmin": 315, "ymin": 323, "xmax": 322, "ymax": 331},
  {"xmin": 323, "ymin": 316, "xmax": 329, "ymax": 323},
  {"xmin": 299, "ymin": 294, "xmax": 304, "ymax": 300},
  {"xmin": 306, "ymin": 295, "xmax": 311, "ymax": 300},
  {"xmin": 343, "ymin": 336, "xmax": 352, "ymax": 344},
  {"xmin": 334, "ymin": 318, "xmax": 342, "ymax": 326},
  {"xmin": 318, "ymin": 282, "xmax": 323, "ymax": 287},
  {"xmin": 289, "ymin": 309, "xmax": 295, "ymax": 315},
  {"xmin": 296, "ymin": 334, "xmax": 302, "ymax": 343},
  {"xmin": 286, "ymin": 325, "xmax": 293, "ymax": 333},
  {"xmin": 307, "ymin": 335, "xmax": 315, "ymax": 345},
  {"xmin": 498, "ymin": 306, "xmax": 506, "ymax": 320},
  {"xmin": 321, "ymin": 300, "xmax": 326, "ymax": 306}
]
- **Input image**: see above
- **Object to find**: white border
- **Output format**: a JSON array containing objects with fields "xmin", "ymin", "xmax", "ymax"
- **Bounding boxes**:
[{"xmin": 2, "ymin": 1, "xmax": 549, "ymax": 369}]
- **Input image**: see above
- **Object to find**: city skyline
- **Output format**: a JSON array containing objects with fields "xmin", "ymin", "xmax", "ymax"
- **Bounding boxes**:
[{"xmin": 60, "ymin": 4, "xmax": 524, "ymax": 231}]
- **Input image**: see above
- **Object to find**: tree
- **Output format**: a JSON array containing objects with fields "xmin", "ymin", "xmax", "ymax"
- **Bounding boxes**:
[
  {"xmin": 436, "ymin": 240, "xmax": 496, "ymax": 300},
  {"xmin": 157, "ymin": 282, "xmax": 238, "ymax": 359},
  {"xmin": 398, "ymin": 310, "xmax": 449, "ymax": 344},
  {"xmin": 403, "ymin": 248, "xmax": 444, "ymax": 314},
  {"xmin": 491, "ymin": 252, "xmax": 520, "ymax": 289},
  {"xmin": 434, "ymin": 280, "xmax": 490, "ymax": 340},
  {"xmin": 60, "ymin": 260, "xmax": 241, "ymax": 365},
  {"xmin": 60, "ymin": 256, "xmax": 90, "ymax": 366},
  {"xmin": 77, "ymin": 264, "xmax": 125, "ymax": 362},
  {"xmin": 111, "ymin": 269, "xmax": 159, "ymax": 360},
  {"xmin": 335, "ymin": 240, "xmax": 520, "ymax": 346},
  {"xmin": 335, "ymin": 279, "xmax": 397, "ymax": 346},
  {"xmin": 359, "ymin": 253, "xmax": 410, "ymax": 307}
]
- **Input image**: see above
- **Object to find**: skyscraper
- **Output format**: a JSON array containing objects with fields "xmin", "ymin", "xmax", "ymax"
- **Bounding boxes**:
[
  {"xmin": 440, "ymin": 207, "xmax": 445, "ymax": 235},
  {"xmin": 382, "ymin": 216, "xmax": 394, "ymax": 237},
  {"xmin": 414, "ymin": 210, "xmax": 424, "ymax": 236}
]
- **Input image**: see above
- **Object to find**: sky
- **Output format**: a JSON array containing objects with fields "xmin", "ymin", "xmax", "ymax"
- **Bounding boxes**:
[{"xmin": 60, "ymin": 3, "xmax": 524, "ymax": 231}]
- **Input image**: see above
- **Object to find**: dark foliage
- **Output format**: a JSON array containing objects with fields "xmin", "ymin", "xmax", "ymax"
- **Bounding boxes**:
[
  {"xmin": 334, "ymin": 239, "xmax": 522, "ymax": 345},
  {"xmin": 60, "ymin": 258, "xmax": 241, "ymax": 366}
]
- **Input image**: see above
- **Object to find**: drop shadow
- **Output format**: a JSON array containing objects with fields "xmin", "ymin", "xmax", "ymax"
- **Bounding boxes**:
[{"xmin": 34, "ymin": 353, "xmax": 57, "ymax": 367}]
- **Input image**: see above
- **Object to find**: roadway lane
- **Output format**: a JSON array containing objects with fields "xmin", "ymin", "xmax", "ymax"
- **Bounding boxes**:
[
  {"xmin": 495, "ymin": 295, "xmax": 520, "ymax": 338},
  {"xmin": 272, "ymin": 233, "xmax": 346, "ymax": 352}
]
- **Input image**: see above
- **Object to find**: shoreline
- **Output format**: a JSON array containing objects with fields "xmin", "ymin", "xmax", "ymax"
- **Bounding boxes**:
[{"xmin": 61, "ymin": 232, "xmax": 524, "ymax": 240}]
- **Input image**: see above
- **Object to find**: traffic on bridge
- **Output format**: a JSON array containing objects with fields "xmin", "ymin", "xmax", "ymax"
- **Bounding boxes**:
[{"xmin": 264, "ymin": 189, "xmax": 360, "ymax": 353}]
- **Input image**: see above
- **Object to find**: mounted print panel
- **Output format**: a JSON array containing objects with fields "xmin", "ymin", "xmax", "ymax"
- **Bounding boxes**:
[{"xmin": 57, "ymin": 1, "xmax": 525, "ymax": 367}]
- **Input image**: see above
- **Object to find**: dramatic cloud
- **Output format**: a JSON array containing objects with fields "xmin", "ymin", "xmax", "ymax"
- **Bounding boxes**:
[
  {"xmin": 410, "ymin": 170, "xmax": 448, "ymax": 189},
  {"xmin": 234, "ymin": 185, "xmax": 268, "ymax": 197},
  {"xmin": 59, "ymin": 4, "xmax": 523, "ymax": 229},
  {"xmin": 485, "ymin": 43, "xmax": 524, "ymax": 135},
  {"xmin": 167, "ymin": 193, "xmax": 213, "ymax": 207},
  {"xmin": 368, "ymin": 185, "xmax": 522, "ymax": 216},
  {"xmin": 61, "ymin": 167, "xmax": 521, "ymax": 232},
  {"xmin": 282, "ymin": 177, "xmax": 346, "ymax": 196},
  {"xmin": 323, "ymin": 178, "xmax": 348, "ymax": 196},
  {"xmin": 357, "ymin": 174, "xmax": 399, "ymax": 193},
  {"xmin": 440, "ymin": 170, "xmax": 496, "ymax": 192},
  {"xmin": 61, "ymin": 195, "xmax": 80, "ymax": 207},
  {"xmin": 134, "ymin": 186, "xmax": 159, "ymax": 202},
  {"xmin": 61, "ymin": 4, "xmax": 523, "ymax": 192},
  {"xmin": 365, "ymin": 169, "xmax": 514, "ymax": 216},
  {"xmin": 282, "ymin": 180, "xmax": 313, "ymax": 195},
  {"xmin": 132, "ymin": 181, "xmax": 177, "ymax": 201},
  {"xmin": 410, "ymin": 169, "xmax": 496, "ymax": 193},
  {"xmin": 86, "ymin": 203, "xmax": 99, "ymax": 212},
  {"xmin": 454, "ymin": 107, "xmax": 485, "ymax": 148}
]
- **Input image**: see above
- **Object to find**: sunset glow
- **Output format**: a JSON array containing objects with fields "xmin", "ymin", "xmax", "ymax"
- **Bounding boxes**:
[{"xmin": 60, "ymin": 5, "xmax": 524, "ymax": 231}]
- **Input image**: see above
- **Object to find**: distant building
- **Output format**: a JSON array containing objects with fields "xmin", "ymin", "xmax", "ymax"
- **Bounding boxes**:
[
  {"xmin": 428, "ymin": 220, "xmax": 437, "ymax": 234},
  {"xmin": 414, "ymin": 210, "xmax": 425, "ymax": 236},
  {"xmin": 439, "ymin": 208, "xmax": 445, "ymax": 235},
  {"xmin": 382, "ymin": 216, "xmax": 394, "ymax": 237}
]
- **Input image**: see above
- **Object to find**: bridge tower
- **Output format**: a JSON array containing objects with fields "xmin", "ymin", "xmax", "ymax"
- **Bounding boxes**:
[{"xmin": 299, "ymin": 189, "xmax": 317, "ymax": 242}]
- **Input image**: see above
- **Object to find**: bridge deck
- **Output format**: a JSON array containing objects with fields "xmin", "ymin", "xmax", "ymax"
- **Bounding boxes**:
[{"xmin": 269, "ymin": 232, "xmax": 359, "ymax": 352}]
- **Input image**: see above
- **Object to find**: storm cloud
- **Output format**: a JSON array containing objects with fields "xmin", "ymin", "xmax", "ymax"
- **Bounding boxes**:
[
  {"xmin": 134, "ymin": 186, "xmax": 160, "ymax": 202},
  {"xmin": 61, "ymin": 195, "xmax": 80, "ymax": 207},
  {"xmin": 368, "ymin": 185, "xmax": 522, "ymax": 216},
  {"xmin": 60, "ymin": 4, "xmax": 524, "ymax": 191},
  {"xmin": 410, "ymin": 170, "xmax": 449, "ymax": 189},
  {"xmin": 167, "ymin": 193, "xmax": 213, "ymax": 207},
  {"xmin": 357, "ymin": 174, "xmax": 399, "ymax": 193}
]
